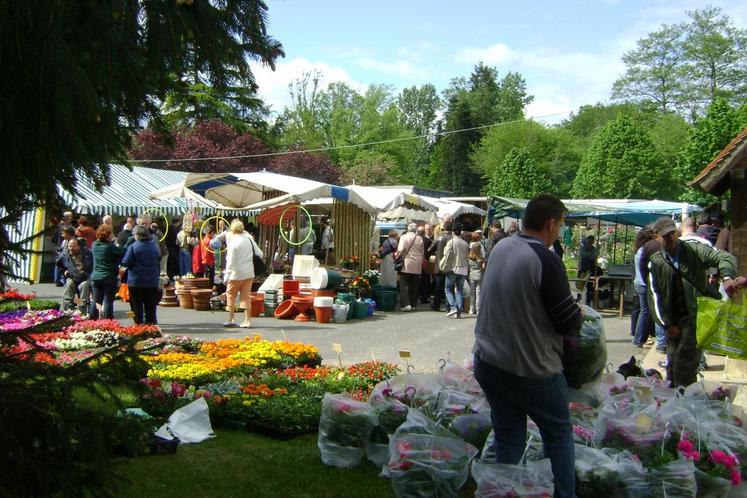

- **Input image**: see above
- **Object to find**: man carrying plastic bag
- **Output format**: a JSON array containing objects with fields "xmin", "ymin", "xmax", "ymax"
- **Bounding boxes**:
[
  {"xmin": 472, "ymin": 194, "xmax": 584, "ymax": 498},
  {"xmin": 647, "ymin": 216, "xmax": 742, "ymax": 387}
]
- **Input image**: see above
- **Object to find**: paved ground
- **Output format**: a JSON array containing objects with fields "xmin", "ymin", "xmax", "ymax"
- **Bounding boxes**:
[{"xmin": 18, "ymin": 283, "xmax": 644, "ymax": 373}]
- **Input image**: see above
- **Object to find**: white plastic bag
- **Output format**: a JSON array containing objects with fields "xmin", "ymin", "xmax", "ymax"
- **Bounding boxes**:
[
  {"xmin": 317, "ymin": 393, "xmax": 377, "ymax": 468},
  {"xmin": 155, "ymin": 397, "xmax": 215, "ymax": 444},
  {"xmin": 472, "ymin": 459, "xmax": 554, "ymax": 497}
]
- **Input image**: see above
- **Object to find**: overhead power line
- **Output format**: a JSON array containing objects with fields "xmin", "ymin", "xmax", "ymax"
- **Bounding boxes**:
[{"xmin": 128, "ymin": 110, "xmax": 573, "ymax": 164}]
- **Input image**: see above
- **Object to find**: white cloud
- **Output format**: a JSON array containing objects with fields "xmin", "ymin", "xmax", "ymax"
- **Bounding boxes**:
[
  {"xmin": 250, "ymin": 57, "xmax": 367, "ymax": 115},
  {"xmin": 354, "ymin": 57, "xmax": 428, "ymax": 78},
  {"xmin": 454, "ymin": 43, "xmax": 515, "ymax": 65}
]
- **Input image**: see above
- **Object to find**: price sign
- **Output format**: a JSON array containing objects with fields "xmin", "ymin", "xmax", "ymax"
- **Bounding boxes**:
[
  {"xmin": 398, "ymin": 350, "xmax": 411, "ymax": 359},
  {"xmin": 332, "ymin": 343, "xmax": 343, "ymax": 353}
]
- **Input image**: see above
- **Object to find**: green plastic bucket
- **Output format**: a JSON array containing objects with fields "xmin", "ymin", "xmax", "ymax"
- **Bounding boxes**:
[
  {"xmin": 311, "ymin": 268, "xmax": 345, "ymax": 289},
  {"xmin": 373, "ymin": 290, "xmax": 398, "ymax": 311},
  {"xmin": 352, "ymin": 300, "xmax": 369, "ymax": 319},
  {"xmin": 336, "ymin": 292, "xmax": 356, "ymax": 320}
]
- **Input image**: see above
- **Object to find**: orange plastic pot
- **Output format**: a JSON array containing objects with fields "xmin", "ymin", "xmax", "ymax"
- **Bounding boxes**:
[
  {"xmin": 250, "ymin": 297, "xmax": 265, "ymax": 317},
  {"xmin": 273, "ymin": 299, "xmax": 299, "ymax": 319},
  {"xmin": 314, "ymin": 306, "xmax": 333, "ymax": 323}
]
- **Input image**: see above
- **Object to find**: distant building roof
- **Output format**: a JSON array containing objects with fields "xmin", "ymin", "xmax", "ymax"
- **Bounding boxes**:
[{"xmin": 689, "ymin": 128, "xmax": 747, "ymax": 196}]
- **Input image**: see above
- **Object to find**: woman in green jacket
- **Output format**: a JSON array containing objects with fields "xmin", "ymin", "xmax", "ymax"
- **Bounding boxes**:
[{"xmin": 89, "ymin": 224, "xmax": 126, "ymax": 319}]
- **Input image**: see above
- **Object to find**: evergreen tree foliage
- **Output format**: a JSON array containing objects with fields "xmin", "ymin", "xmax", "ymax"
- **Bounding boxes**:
[
  {"xmin": 571, "ymin": 114, "xmax": 672, "ymax": 199},
  {"xmin": 1, "ymin": 0, "xmax": 283, "ymax": 218},
  {"xmin": 485, "ymin": 147, "xmax": 553, "ymax": 198}
]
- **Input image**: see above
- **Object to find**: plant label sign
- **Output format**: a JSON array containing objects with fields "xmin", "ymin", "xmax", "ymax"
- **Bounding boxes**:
[
  {"xmin": 332, "ymin": 343, "xmax": 343, "ymax": 353},
  {"xmin": 398, "ymin": 350, "xmax": 411, "ymax": 359}
]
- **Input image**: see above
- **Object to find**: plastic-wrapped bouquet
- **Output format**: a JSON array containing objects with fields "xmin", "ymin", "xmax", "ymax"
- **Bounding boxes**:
[
  {"xmin": 317, "ymin": 393, "xmax": 377, "ymax": 468},
  {"xmin": 562, "ymin": 304, "xmax": 606, "ymax": 388},
  {"xmin": 386, "ymin": 408, "xmax": 478, "ymax": 497}
]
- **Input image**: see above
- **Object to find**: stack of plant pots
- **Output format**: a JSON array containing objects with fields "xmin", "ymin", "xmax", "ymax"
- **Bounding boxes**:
[
  {"xmin": 190, "ymin": 289, "xmax": 213, "ymax": 311},
  {"xmin": 159, "ymin": 287, "xmax": 179, "ymax": 307},
  {"xmin": 177, "ymin": 289, "xmax": 193, "ymax": 309},
  {"xmin": 263, "ymin": 290, "xmax": 278, "ymax": 317},
  {"xmin": 181, "ymin": 277, "xmax": 211, "ymax": 290}
]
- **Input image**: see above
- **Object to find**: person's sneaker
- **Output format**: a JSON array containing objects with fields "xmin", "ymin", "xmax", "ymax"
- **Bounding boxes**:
[
  {"xmin": 645, "ymin": 338, "xmax": 655, "ymax": 346},
  {"xmin": 400, "ymin": 305, "xmax": 412, "ymax": 312},
  {"xmin": 448, "ymin": 312, "xmax": 460, "ymax": 319},
  {"xmin": 658, "ymin": 360, "xmax": 668, "ymax": 368},
  {"xmin": 239, "ymin": 322, "xmax": 252, "ymax": 329},
  {"xmin": 655, "ymin": 347, "xmax": 667, "ymax": 354},
  {"xmin": 222, "ymin": 321, "xmax": 238, "ymax": 328},
  {"xmin": 699, "ymin": 362, "xmax": 709, "ymax": 372},
  {"xmin": 632, "ymin": 342, "xmax": 645, "ymax": 349},
  {"xmin": 445, "ymin": 308, "xmax": 458, "ymax": 317}
]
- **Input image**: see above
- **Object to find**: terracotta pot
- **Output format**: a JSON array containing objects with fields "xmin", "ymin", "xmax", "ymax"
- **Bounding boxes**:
[
  {"xmin": 273, "ymin": 299, "xmax": 299, "ymax": 319},
  {"xmin": 250, "ymin": 297, "xmax": 265, "ymax": 317},
  {"xmin": 314, "ymin": 306, "xmax": 333, "ymax": 323}
]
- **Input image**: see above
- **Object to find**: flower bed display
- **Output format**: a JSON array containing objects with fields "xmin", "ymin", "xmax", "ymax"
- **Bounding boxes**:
[
  {"xmin": 139, "ymin": 354, "xmax": 400, "ymax": 437},
  {"xmin": 0, "ymin": 309, "xmax": 78, "ymax": 333}
]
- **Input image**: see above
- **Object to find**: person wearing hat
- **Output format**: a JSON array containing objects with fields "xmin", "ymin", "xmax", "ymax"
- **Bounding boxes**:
[{"xmin": 647, "ymin": 217, "xmax": 741, "ymax": 387}]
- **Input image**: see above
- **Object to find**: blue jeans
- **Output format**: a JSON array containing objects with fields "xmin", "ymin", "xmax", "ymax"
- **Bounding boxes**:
[
  {"xmin": 633, "ymin": 284, "xmax": 651, "ymax": 346},
  {"xmin": 655, "ymin": 323, "xmax": 668, "ymax": 351},
  {"xmin": 474, "ymin": 356, "xmax": 575, "ymax": 498},
  {"xmin": 179, "ymin": 249, "xmax": 191, "ymax": 276},
  {"xmin": 444, "ymin": 272, "xmax": 465, "ymax": 312},
  {"xmin": 89, "ymin": 278, "xmax": 118, "ymax": 319}
]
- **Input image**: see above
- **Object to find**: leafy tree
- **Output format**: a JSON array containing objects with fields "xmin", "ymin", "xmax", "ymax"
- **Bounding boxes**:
[
  {"xmin": 1, "ymin": 0, "xmax": 283, "ymax": 218},
  {"xmin": 279, "ymin": 71, "xmax": 327, "ymax": 149},
  {"xmin": 678, "ymin": 98, "xmax": 743, "ymax": 204},
  {"xmin": 129, "ymin": 120, "xmax": 273, "ymax": 172},
  {"xmin": 683, "ymin": 6, "xmax": 747, "ymax": 109},
  {"xmin": 571, "ymin": 114, "xmax": 671, "ymax": 199},
  {"xmin": 339, "ymin": 151, "xmax": 398, "ymax": 186},
  {"xmin": 485, "ymin": 147, "xmax": 553, "ymax": 198},
  {"xmin": 612, "ymin": 23, "xmax": 687, "ymax": 113},
  {"xmin": 396, "ymin": 84, "xmax": 442, "ymax": 183},
  {"xmin": 472, "ymin": 120, "xmax": 581, "ymax": 197},
  {"xmin": 496, "ymin": 72, "xmax": 534, "ymax": 122},
  {"xmin": 271, "ymin": 151, "xmax": 341, "ymax": 184}
]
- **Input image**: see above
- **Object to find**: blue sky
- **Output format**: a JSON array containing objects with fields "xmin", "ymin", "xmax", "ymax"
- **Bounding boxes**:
[{"xmin": 251, "ymin": 0, "xmax": 747, "ymax": 123}]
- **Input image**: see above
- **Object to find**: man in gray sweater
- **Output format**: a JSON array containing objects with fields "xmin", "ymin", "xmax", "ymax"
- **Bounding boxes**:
[{"xmin": 473, "ymin": 193, "xmax": 583, "ymax": 498}]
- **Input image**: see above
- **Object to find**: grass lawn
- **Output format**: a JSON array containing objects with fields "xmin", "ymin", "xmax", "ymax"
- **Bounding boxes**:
[{"xmin": 114, "ymin": 428, "xmax": 477, "ymax": 498}]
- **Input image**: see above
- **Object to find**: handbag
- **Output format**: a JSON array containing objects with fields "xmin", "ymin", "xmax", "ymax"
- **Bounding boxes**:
[
  {"xmin": 250, "ymin": 238, "xmax": 267, "ymax": 276},
  {"xmin": 439, "ymin": 240, "xmax": 454, "ymax": 273},
  {"xmin": 395, "ymin": 235, "xmax": 416, "ymax": 273}
]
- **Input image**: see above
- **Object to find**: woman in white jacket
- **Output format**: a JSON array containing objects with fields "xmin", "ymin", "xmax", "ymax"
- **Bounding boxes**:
[{"xmin": 222, "ymin": 219, "xmax": 263, "ymax": 328}]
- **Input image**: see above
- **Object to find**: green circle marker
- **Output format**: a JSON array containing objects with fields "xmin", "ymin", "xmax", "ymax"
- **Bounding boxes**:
[{"xmin": 279, "ymin": 205, "xmax": 313, "ymax": 246}]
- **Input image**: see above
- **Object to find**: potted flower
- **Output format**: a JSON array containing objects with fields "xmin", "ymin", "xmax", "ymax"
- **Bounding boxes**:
[
  {"xmin": 318, "ymin": 393, "xmax": 377, "ymax": 468},
  {"xmin": 350, "ymin": 276, "xmax": 371, "ymax": 298},
  {"xmin": 338, "ymin": 255, "xmax": 359, "ymax": 271}
]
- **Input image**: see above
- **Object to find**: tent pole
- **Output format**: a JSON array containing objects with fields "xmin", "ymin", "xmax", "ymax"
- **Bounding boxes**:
[
  {"xmin": 613, "ymin": 218, "xmax": 618, "ymax": 263},
  {"xmin": 623, "ymin": 224, "xmax": 629, "ymax": 263}
]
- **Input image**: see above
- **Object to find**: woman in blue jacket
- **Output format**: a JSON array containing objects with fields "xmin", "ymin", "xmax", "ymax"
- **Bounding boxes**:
[{"xmin": 122, "ymin": 225, "xmax": 161, "ymax": 324}]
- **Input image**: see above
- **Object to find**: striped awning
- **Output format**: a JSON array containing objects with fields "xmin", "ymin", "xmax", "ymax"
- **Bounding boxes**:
[{"xmin": 58, "ymin": 164, "xmax": 255, "ymax": 216}]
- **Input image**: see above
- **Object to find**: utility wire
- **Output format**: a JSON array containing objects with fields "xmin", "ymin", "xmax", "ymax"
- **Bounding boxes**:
[{"xmin": 128, "ymin": 110, "xmax": 573, "ymax": 164}]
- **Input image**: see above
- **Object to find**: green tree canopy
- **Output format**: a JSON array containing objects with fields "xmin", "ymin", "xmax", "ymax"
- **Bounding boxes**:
[
  {"xmin": 1, "ymin": 0, "xmax": 283, "ymax": 216},
  {"xmin": 678, "ymin": 98, "xmax": 744, "ymax": 204},
  {"xmin": 485, "ymin": 147, "xmax": 553, "ymax": 198},
  {"xmin": 571, "ymin": 114, "xmax": 671, "ymax": 199},
  {"xmin": 612, "ymin": 23, "xmax": 686, "ymax": 113}
]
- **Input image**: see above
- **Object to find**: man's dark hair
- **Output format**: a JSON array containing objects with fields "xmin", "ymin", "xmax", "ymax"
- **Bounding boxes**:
[
  {"xmin": 697, "ymin": 211, "xmax": 711, "ymax": 225},
  {"xmin": 490, "ymin": 220, "xmax": 502, "ymax": 229},
  {"xmin": 453, "ymin": 222, "xmax": 462, "ymax": 236},
  {"xmin": 522, "ymin": 193, "xmax": 567, "ymax": 231},
  {"xmin": 443, "ymin": 221, "xmax": 453, "ymax": 232},
  {"xmin": 62, "ymin": 225, "xmax": 75, "ymax": 236}
]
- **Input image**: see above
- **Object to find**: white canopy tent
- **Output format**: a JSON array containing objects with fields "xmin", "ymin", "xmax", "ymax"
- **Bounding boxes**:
[{"xmin": 148, "ymin": 171, "xmax": 330, "ymax": 209}]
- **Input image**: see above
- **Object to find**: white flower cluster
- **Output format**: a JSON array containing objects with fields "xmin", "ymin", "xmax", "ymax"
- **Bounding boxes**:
[{"xmin": 53, "ymin": 330, "xmax": 120, "ymax": 351}]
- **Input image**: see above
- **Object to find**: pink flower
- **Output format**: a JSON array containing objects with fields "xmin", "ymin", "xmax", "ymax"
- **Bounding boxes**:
[
  {"xmin": 731, "ymin": 470, "xmax": 742, "ymax": 486},
  {"xmin": 170, "ymin": 382, "xmax": 187, "ymax": 397}
]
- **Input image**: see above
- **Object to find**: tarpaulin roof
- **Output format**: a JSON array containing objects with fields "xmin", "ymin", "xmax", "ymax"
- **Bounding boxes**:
[
  {"xmin": 420, "ymin": 196, "xmax": 486, "ymax": 219},
  {"xmin": 149, "ymin": 171, "xmax": 329, "ymax": 209},
  {"xmin": 490, "ymin": 197, "xmax": 701, "ymax": 227},
  {"xmin": 59, "ymin": 164, "xmax": 248, "ymax": 216},
  {"xmin": 344, "ymin": 185, "xmax": 439, "ymax": 212}
]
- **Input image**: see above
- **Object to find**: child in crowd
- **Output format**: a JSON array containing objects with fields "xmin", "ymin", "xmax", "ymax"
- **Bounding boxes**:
[{"xmin": 468, "ymin": 241, "xmax": 484, "ymax": 315}]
